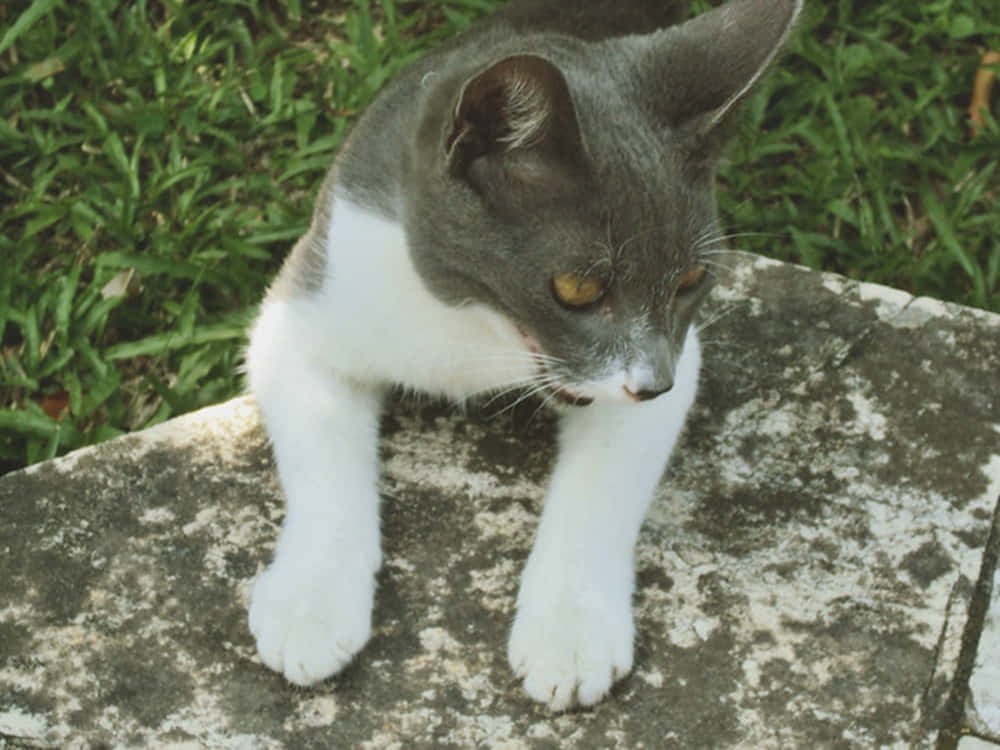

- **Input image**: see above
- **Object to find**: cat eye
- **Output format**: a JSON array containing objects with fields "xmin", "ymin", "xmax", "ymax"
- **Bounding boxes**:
[
  {"xmin": 676, "ymin": 264, "xmax": 707, "ymax": 294},
  {"xmin": 551, "ymin": 272, "xmax": 606, "ymax": 308}
]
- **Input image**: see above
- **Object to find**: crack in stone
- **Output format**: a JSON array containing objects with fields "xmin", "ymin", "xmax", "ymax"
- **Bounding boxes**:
[
  {"xmin": 922, "ymin": 574, "xmax": 963, "ymax": 723},
  {"xmin": 936, "ymin": 493, "xmax": 1000, "ymax": 750},
  {"xmin": 812, "ymin": 293, "xmax": 918, "ymax": 376}
]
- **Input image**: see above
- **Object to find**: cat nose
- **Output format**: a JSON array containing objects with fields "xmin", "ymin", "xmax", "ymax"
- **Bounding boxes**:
[
  {"xmin": 623, "ymin": 383, "xmax": 672, "ymax": 402},
  {"xmin": 623, "ymin": 360, "xmax": 673, "ymax": 401}
]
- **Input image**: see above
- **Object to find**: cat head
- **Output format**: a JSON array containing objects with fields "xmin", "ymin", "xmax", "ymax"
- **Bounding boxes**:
[{"xmin": 406, "ymin": 0, "xmax": 802, "ymax": 404}]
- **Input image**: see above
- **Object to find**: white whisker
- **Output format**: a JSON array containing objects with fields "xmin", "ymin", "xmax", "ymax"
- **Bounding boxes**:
[
  {"xmin": 445, "ymin": 351, "xmax": 555, "ymax": 366},
  {"xmin": 480, "ymin": 373, "xmax": 561, "ymax": 408},
  {"xmin": 526, "ymin": 388, "xmax": 562, "ymax": 425},
  {"xmin": 697, "ymin": 303, "xmax": 741, "ymax": 333},
  {"xmin": 487, "ymin": 377, "xmax": 563, "ymax": 418},
  {"xmin": 694, "ymin": 230, "xmax": 777, "ymax": 250}
]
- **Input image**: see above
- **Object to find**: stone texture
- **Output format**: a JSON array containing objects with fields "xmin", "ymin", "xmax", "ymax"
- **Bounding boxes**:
[{"xmin": 1, "ymin": 253, "xmax": 999, "ymax": 749}]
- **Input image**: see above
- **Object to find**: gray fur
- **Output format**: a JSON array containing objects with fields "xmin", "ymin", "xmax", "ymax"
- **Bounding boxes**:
[{"xmin": 275, "ymin": 0, "xmax": 802, "ymax": 392}]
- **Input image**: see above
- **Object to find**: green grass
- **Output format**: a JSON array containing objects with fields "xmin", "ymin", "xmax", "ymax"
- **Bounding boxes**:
[
  {"xmin": 1, "ymin": 0, "xmax": 998, "ymax": 472},
  {"xmin": 720, "ymin": 0, "xmax": 1000, "ymax": 309}
]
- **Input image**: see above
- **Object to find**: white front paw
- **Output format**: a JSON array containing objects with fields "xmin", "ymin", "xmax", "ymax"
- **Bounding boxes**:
[
  {"xmin": 508, "ymin": 590, "xmax": 635, "ymax": 710},
  {"xmin": 248, "ymin": 559, "xmax": 376, "ymax": 686}
]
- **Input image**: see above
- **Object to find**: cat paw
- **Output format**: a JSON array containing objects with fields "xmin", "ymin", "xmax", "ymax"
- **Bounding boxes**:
[
  {"xmin": 248, "ymin": 559, "xmax": 376, "ymax": 686},
  {"xmin": 507, "ymin": 593, "xmax": 634, "ymax": 710}
]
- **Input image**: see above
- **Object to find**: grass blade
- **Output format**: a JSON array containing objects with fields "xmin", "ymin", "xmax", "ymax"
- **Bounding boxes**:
[{"xmin": 0, "ymin": 0, "xmax": 61, "ymax": 56}]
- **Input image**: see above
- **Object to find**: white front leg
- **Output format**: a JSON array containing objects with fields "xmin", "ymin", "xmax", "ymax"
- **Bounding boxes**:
[
  {"xmin": 246, "ymin": 300, "xmax": 384, "ymax": 686},
  {"xmin": 509, "ymin": 335, "xmax": 700, "ymax": 709}
]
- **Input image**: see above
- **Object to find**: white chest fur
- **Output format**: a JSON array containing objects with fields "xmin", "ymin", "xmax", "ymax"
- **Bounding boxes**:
[{"xmin": 250, "ymin": 196, "xmax": 537, "ymax": 401}]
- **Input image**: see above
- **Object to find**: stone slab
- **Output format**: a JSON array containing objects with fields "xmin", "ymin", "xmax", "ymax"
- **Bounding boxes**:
[
  {"xmin": 968, "ymin": 566, "xmax": 1000, "ymax": 742},
  {"xmin": 960, "ymin": 737, "xmax": 1000, "ymax": 750},
  {"xmin": 1, "ymin": 254, "xmax": 999, "ymax": 749}
]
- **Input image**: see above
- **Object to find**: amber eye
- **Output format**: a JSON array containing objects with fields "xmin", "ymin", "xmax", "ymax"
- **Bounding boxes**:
[
  {"xmin": 552, "ymin": 272, "xmax": 605, "ymax": 308},
  {"xmin": 676, "ymin": 264, "xmax": 707, "ymax": 294}
]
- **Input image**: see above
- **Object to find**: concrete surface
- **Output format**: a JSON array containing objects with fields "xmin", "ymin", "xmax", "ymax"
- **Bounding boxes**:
[{"xmin": 1, "ymin": 253, "xmax": 998, "ymax": 749}]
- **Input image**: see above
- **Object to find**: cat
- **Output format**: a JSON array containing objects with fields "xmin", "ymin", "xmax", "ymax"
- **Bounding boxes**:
[{"xmin": 244, "ymin": 0, "xmax": 802, "ymax": 710}]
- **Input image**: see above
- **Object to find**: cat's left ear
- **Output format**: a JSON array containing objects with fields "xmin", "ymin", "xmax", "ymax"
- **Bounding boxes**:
[{"xmin": 445, "ymin": 54, "xmax": 583, "ymax": 184}]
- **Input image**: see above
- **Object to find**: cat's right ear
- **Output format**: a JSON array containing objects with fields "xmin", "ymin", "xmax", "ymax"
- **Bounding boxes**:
[
  {"xmin": 630, "ymin": 0, "xmax": 803, "ymax": 149},
  {"xmin": 445, "ymin": 55, "xmax": 583, "ymax": 190}
]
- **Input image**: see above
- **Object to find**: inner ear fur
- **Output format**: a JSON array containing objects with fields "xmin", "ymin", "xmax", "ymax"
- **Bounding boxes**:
[{"xmin": 446, "ymin": 54, "xmax": 582, "ymax": 176}]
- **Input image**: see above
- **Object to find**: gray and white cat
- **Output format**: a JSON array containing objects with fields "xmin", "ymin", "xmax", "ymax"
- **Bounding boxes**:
[{"xmin": 245, "ymin": 0, "xmax": 801, "ymax": 709}]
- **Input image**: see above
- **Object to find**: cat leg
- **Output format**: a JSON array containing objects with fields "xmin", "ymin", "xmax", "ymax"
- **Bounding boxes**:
[
  {"xmin": 246, "ymin": 300, "xmax": 384, "ymax": 686},
  {"xmin": 508, "ymin": 342, "xmax": 699, "ymax": 709}
]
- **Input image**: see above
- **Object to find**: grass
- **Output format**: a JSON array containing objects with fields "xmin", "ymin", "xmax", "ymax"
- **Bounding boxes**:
[
  {"xmin": 719, "ymin": 0, "xmax": 1000, "ymax": 308},
  {"xmin": 1, "ymin": 0, "xmax": 998, "ymax": 473}
]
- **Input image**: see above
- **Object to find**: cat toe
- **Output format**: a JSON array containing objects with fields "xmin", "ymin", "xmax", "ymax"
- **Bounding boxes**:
[
  {"xmin": 276, "ymin": 621, "xmax": 365, "ymax": 686},
  {"xmin": 248, "ymin": 560, "xmax": 375, "ymax": 686},
  {"xmin": 508, "ymin": 597, "xmax": 634, "ymax": 710}
]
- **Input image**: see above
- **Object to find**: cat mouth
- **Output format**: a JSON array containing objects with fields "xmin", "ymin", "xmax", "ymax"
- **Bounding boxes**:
[
  {"xmin": 546, "ymin": 385, "xmax": 594, "ymax": 407},
  {"xmin": 517, "ymin": 326, "xmax": 593, "ymax": 407}
]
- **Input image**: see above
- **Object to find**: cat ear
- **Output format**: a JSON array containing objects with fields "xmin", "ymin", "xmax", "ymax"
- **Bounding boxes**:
[
  {"xmin": 632, "ymin": 0, "xmax": 802, "ymax": 142},
  {"xmin": 445, "ymin": 54, "xmax": 582, "ymax": 181}
]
